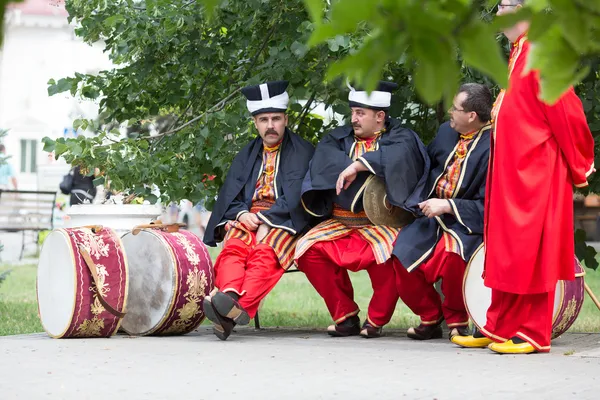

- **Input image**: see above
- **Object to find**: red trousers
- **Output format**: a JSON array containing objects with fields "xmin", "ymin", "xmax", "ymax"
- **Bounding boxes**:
[
  {"xmin": 214, "ymin": 238, "xmax": 284, "ymax": 319},
  {"xmin": 393, "ymin": 239, "xmax": 468, "ymax": 328},
  {"xmin": 296, "ymin": 232, "xmax": 398, "ymax": 327},
  {"xmin": 481, "ymin": 289, "xmax": 555, "ymax": 352}
]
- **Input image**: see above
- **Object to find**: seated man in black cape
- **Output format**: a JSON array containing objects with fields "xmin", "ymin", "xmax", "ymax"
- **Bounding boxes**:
[
  {"xmin": 203, "ymin": 80, "xmax": 314, "ymax": 340},
  {"xmin": 296, "ymin": 81, "xmax": 428, "ymax": 338},
  {"xmin": 392, "ymin": 83, "xmax": 492, "ymax": 341}
]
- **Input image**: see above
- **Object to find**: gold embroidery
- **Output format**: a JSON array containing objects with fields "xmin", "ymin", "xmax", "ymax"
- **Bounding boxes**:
[
  {"xmin": 77, "ymin": 229, "xmax": 110, "ymax": 259},
  {"xmin": 173, "ymin": 232, "xmax": 200, "ymax": 266},
  {"xmin": 161, "ymin": 267, "xmax": 209, "ymax": 335},
  {"xmin": 89, "ymin": 263, "xmax": 110, "ymax": 315},
  {"xmin": 74, "ymin": 316, "xmax": 105, "ymax": 337},
  {"xmin": 75, "ymin": 230, "xmax": 114, "ymax": 336},
  {"xmin": 553, "ymin": 296, "xmax": 578, "ymax": 336}
]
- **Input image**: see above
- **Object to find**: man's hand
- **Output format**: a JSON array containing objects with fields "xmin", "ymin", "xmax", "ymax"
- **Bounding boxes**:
[
  {"xmin": 336, "ymin": 161, "xmax": 369, "ymax": 195},
  {"xmin": 419, "ymin": 199, "xmax": 453, "ymax": 218},
  {"xmin": 256, "ymin": 224, "xmax": 271, "ymax": 242},
  {"xmin": 238, "ymin": 212, "xmax": 262, "ymax": 231}
]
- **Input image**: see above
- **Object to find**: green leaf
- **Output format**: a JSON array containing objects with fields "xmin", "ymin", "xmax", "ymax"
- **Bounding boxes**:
[
  {"xmin": 48, "ymin": 78, "xmax": 73, "ymax": 97},
  {"xmin": 41, "ymin": 137, "xmax": 56, "ymax": 153},
  {"xmin": 308, "ymin": 0, "xmax": 376, "ymax": 45},
  {"xmin": 201, "ymin": 0, "xmax": 221, "ymax": 18},
  {"xmin": 73, "ymin": 119, "xmax": 83, "ymax": 131},
  {"xmin": 459, "ymin": 22, "xmax": 508, "ymax": 88},
  {"xmin": 104, "ymin": 15, "xmax": 124, "ymax": 28},
  {"xmin": 302, "ymin": 0, "xmax": 324, "ymax": 23},
  {"xmin": 70, "ymin": 143, "xmax": 83, "ymax": 156},
  {"xmin": 525, "ymin": 0, "xmax": 551, "ymax": 12},
  {"xmin": 291, "ymin": 41, "xmax": 308, "ymax": 57},
  {"xmin": 54, "ymin": 142, "xmax": 68, "ymax": 158},
  {"xmin": 93, "ymin": 176, "xmax": 106, "ymax": 186},
  {"xmin": 575, "ymin": 229, "xmax": 599, "ymax": 270},
  {"xmin": 145, "ymin": 194, "xmax": 159, "ymax": 204},
  {"xmin": 527, "ymin": 25, "xmax": 587, "ymax": 103}
]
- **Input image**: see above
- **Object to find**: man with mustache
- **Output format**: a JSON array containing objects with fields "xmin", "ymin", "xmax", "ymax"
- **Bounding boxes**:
[
  {"xmin": 453, "ymin": 0, "xmax": 595, "ymax": 354},
  {"xmin": 392, "ymin": 83, "xmax": 492, "ymax": 341},
  {"xmin": 203, "ymin": 80, "xmax": 314, "ymax": 340},
  {"xmin": 296, "ymin": 81, "xmax": 428, "ymax": 338}
]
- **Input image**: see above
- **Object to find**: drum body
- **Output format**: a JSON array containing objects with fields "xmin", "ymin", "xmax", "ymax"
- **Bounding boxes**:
[
  {"xmin": 463, "ymin": 245, "xmax": 585, "ymax": 339},
  {"xmin": 120, "ymin": 229, "xmax": 214, "ymax": 336},
  {"xmin": 37, "ymin": 227, "xmax": 128, "ymax": 338}
]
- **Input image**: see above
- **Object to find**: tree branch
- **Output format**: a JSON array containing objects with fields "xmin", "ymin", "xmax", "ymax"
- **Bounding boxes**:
[
  {"xmin": 295, "ymin": 91, "xmax": 317, "ymax": 133},
  {"xmin": 242, "ymin": 22, "xmax": 277, "ymax": 81},
  {"xmin": 148, "ymin": 88, "xmax": 242, "ymax": 140}
]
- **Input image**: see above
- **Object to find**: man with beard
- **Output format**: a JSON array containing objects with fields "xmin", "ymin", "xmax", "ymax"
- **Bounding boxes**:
[
  {"xmin": 392, "ymin": 83, "xmax": 492, "ymax": 341},
  {"xmin": 203, "ymin": 80, "xmax": 314, "ymax": 340},
  {"xmin": 296, "ymin": 81, "xmax": 428, "ymax": 338}
]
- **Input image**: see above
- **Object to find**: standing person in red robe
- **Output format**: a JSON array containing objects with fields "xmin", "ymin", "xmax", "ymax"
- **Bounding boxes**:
[{"xmin": 452, "ymin": 0, "xmax": 595, "ymax": 354}]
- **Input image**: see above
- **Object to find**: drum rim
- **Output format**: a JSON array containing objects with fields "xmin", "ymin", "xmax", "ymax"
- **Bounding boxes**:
[
  {"xmin": 463, "ymin": 242, "xmax": 485, "ymax": 332},
  {"xmin": 464, "ymin": 244, "xmax": 579, "ymax": 331},
  {"xmin": 37, "ymin": 229, "xmax": 77, "ymax": 339},
  {"xmin": 110, "ymin": 227, "xmax": 129, "ymax": 336},
  {"xmin": 120, "ymin": 229, "xmax": 179, "ymax": 336}
]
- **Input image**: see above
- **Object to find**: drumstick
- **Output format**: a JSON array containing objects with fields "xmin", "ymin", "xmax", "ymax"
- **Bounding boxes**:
[
  {"xmin": 584, "ymin": 281, "xmax": 600, "ymax": 312},
  {"xmin": 132, "ymin": 222, "xmax": 186, "ymax": 235}
]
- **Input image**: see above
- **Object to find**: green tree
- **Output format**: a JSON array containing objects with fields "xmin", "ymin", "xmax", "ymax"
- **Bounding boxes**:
[{"xmin": 41, "ymin": 0, "xmax": 599, "ymax": 267}]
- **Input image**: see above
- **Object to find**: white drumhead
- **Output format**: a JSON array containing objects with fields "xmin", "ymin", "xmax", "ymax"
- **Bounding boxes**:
[
  {"xmin": 553, "ymin": 281, "xmax": 564, "ymax": 321},
  {"xmin": 464, "ymin": 246, "xmax": 563, "ymax": 329},
  {"xmin": 37, "ymin": 230, "xmax": 76, "ymax": 338},
  {"xmin": 463, "ymin": 245, "xmax": 489, "ymax": 330},
  {"xmin": 120, "ymin": 230, "xmax": 175, "ymax": 335}
]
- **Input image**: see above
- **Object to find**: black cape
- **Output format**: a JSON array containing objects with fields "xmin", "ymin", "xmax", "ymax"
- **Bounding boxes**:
[
  {"xmin": 393, "ymin": 122, "xmax": 491, "ymax": 271},
  {"xmin": 204, "ymin": 128, "xmax": 315, "ymax": 246},
  {"xmin": 301, "ymin": 118, "xmax": 429, "ymax": 217}
]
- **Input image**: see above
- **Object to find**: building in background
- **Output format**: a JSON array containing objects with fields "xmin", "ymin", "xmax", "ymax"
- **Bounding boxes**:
[{"xmin": 0, "ymin": 0, "xmax": 112, "ymax": 191}]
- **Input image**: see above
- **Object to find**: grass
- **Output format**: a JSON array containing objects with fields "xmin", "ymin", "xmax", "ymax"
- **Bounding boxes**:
[
  {"xmin": 0, "ymin": 265, "xmax": 43, "ymax": 336},
  {"xmin": 2, "ymin": 260, "xmax": 600, "ymax": 336}
]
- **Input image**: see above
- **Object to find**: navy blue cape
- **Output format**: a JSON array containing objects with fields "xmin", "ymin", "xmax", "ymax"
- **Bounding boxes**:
[
  {"xmin": 301, "ymin": 118, "xmax": 429, "ymax": 217},
  {"xmin": 204, "ymin": 128, "xmax": 315, "ymax": 246},
  {"xmin": 393, "ymin": 122, "xmax": 491, "ymax": 270}
]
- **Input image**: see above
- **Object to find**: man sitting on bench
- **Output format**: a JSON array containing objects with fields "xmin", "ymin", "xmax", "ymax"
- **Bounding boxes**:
[{"xmin": 203, "ymin": 81, "xmax": 314, "ymax": 340}]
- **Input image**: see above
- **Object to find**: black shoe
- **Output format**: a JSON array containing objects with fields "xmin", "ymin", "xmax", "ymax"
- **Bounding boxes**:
[
  {"xmin": 212, "ymin": 291, "xmax": 251, "ymax": 325},
  {"xmin": 406, "ymin": 319, "xmax": 444, "ymax": 340},
  {"xmin": 360, "ymin": 321, "xmax": 383, "ymax": 338},
  {"xmin": 448, "ymin": 326, "xmax": 470, "ymax": 339},
  {"xmin": 203, "ymin": 296, "xmax": 234, "ymax": 341},
  {"xmin": 327, "ymin": 315, "xmax": 361, "ymax": 337}
]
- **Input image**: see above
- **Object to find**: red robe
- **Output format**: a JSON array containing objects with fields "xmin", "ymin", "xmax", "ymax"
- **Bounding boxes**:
[{"xmin": 484, "ymin": 35, "xmax": 595, "ymax": 294}]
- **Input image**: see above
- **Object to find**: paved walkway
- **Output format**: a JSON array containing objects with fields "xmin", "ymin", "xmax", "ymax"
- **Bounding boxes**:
[{"xmin": 1, "ymin": 327, "xmax": 600, "ymax": 399}]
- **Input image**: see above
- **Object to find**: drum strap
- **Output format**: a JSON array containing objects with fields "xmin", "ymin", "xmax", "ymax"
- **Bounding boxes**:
[{"xmin": 78, "ymin": 245, "xmax": 127, "ymax": 319}]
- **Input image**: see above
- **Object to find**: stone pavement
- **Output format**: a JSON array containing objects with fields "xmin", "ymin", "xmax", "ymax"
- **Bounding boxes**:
[{"xmin": 1, "ymin": 327, "xmax": 600, "ymax": 400}]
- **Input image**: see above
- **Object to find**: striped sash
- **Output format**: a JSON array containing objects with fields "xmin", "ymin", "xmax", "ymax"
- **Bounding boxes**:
[
  {"xmin": 222, "ymin": 200, "xmax": 297, "ymax": 269},
  {"xmin": 295, "ymin": 218, "xmax": 400, "ymax": 265}
]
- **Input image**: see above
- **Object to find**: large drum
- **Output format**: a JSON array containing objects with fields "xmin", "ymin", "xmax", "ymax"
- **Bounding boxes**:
[
  {"xmin": 37, "ymin": 226, "xmax": 128, "ymax": 338},
  {"xmin": 120, "ymin": 226, "xmax": 214, "ymax": 336},
  {"xmin": 463, "ymin": 245, "xmax": 585, "ymax": 339}
]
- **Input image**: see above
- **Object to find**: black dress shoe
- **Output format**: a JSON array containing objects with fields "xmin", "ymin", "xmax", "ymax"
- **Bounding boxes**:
[
  {"xmin": 327, "ymin": 315, "xmax": 361, "ymax": 337},
  {"xmin": 203, "ymin": 296, "xmax": 235, "ymax": 341},
  {"xmin": 406, "ymin": 319, "xmax": 444, "ymax": 340},
  {"xmin": 448, "ymin": 326, "xmax": 470, "ymax": 339},
  {"xmin": 360, "ymin": 321, "xmax": 383, "ymax": 338},
  {"xmin": 212, "ymin": 291, "xmax": 250, "ymax": 325}
]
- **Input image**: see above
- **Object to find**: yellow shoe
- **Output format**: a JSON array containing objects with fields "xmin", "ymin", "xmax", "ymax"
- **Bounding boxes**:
[
  {"xmin": 488, "ymin": 340, "xmax": 536, "ymax": 354},
  {"xmin": 451, "ymin": 335, "xmax": 493, "ymax": 348}
]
